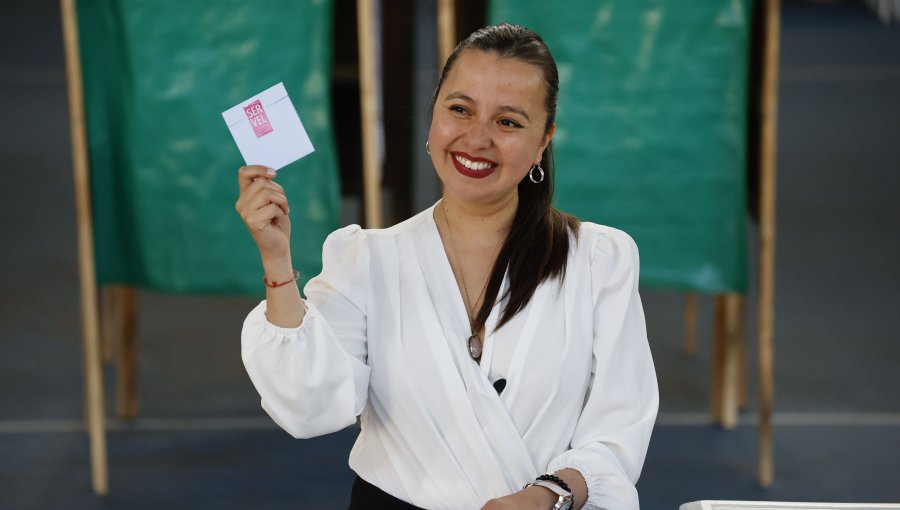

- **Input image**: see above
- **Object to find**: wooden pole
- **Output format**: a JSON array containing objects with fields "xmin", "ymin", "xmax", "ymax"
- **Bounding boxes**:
[
  {"xmin": 738, "ymin": 303, "xmax": 748, "ymax": 410},
  {"xmin": 710, "ymin": 295, "xmax": 725, "ymax": 424},
  {"xmin": 60, "ymin": 0, "xmax": 109, "ymax": 495},
  {"xmin": 102, "ymin": 284, "xmax": 141, "ymax": 418},
  {"xmin": 116, "ymin": 287, "xmax": 140, "ymax": 418},
  {"xmin": 356, "ymin": 0, "xmax": 384, "ymax": 228},
  {"xmin": 682, "ymin": 293, "xmax": 698, "ymax": 354},
  {"xmin": 758, "ymin": 0, "xmax": 781, "ymax": 488},
  {"xmin": 101, "ymin": 285, "xmax": 115, "ymax": 363},
  {"xmin": 437, "ymin": 0, "xmax": 457, "ymax": 68},
  {"xmin": 712, "ymin": 294, "xmax": 745, "ymax": 428},
  {"xmin": 720, "ymin": 293, "xmax": 745, "ymax": 430}
]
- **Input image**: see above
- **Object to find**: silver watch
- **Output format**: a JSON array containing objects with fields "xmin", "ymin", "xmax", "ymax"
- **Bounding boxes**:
[{"xmin": 523, "ymin": 479, "xmax": 573, "ymax": 510}]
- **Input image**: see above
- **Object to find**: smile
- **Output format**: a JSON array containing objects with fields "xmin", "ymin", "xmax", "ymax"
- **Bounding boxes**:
[{"xmin": 451, "ymin": 152, "xmax": 498, "ymax": 179}]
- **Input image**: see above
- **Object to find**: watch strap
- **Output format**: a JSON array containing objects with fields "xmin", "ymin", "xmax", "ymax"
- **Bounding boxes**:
[{"xmin": 523, "ymin": 480, "xmax": 573, "ymax": 510}]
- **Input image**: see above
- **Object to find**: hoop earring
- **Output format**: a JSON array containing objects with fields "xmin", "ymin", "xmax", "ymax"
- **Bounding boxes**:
[
  {"xmin": 425, "ymin": 141, "xmax": 431, "ymax": 155},
  {"xmin": 529, "ymin": 165, "xmax": 545, "ymax": 184}
]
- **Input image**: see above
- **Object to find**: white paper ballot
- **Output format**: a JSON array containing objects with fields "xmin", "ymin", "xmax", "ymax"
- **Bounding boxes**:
[{"xmin": 222, "ymin": 82, "xmax": 314, "ymax": 170}]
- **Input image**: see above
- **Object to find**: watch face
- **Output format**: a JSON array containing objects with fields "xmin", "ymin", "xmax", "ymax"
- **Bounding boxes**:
[{"xmin": 553, "ymin": 498, "xmax": 573, "ymax": 510}]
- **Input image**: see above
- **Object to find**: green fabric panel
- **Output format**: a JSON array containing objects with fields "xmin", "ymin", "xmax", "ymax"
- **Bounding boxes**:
[
  {"xmin": 489, "ymin": 1, "xmax": 751, "ymax": 292},
  {"xmin": 77, "ymin": 0, "xmax": 340, "ymax": 296}
]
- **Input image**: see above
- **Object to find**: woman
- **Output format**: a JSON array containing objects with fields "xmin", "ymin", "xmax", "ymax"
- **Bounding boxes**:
[{"xmin": 236, "ymin": 24, "xmax": 658, "ymax": 510}]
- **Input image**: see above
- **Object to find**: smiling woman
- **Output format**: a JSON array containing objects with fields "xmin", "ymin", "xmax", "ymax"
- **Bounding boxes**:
[
  {"xmin": 426, "ymin": 28, "xmax": 571, "ymax": 360},
  {"xmin": 236, "ymin": 23, "xmax": 658, "ymax": 510},
  {"xmin": 430, "ymin": 52, "xmax": 549, "ymax": 197}
]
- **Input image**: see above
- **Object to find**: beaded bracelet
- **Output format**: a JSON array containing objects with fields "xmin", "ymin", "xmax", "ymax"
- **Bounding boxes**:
[{"xmin": 536, "ymin": 474, "xmax": 571, "ymax": 494}]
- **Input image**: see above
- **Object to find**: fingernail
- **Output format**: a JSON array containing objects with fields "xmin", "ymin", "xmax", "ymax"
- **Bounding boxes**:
[{"xmin": 266, "ymin": 168, "xmax": 277, "ymax": 176}]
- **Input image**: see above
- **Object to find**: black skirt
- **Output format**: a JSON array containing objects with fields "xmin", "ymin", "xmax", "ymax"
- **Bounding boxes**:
[{"xmin": 348, "ymin": 476, "xmax": 427, "ymax": 510}]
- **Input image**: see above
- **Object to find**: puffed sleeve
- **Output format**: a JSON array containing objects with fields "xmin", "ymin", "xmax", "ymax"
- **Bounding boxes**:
[
  {"xmin": 546, "ymin": 228, "xmax": 659, "ymax": 510},
  {"xmin": 241, "ymin": 225, "xmax": 372, "ymax": 439}
]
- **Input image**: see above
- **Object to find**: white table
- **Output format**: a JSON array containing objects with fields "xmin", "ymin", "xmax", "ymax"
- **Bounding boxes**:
[{"xmin": 681, "ymin": 502, "xmax": 900, "ymax": 510}]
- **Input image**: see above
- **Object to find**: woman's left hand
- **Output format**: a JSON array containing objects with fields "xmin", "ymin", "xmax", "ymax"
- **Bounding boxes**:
[{"xmin": 480, "ymin": 486, "xmax": 556, "ymax": 510}]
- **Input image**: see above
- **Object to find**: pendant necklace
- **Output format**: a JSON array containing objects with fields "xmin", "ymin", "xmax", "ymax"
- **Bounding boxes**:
[{"xmin": 440, "ymin": 201, "xmax": 496, "ymax": 362}]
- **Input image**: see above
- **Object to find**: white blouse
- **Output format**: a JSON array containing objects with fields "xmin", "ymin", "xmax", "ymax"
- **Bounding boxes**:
[{"xmin": 241, "ymin": 205, "xmax": 658, "ymax": 510}]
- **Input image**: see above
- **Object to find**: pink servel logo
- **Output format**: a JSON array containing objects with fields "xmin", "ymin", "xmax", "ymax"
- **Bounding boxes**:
[{"xmin": 244, "ymin": 99, "xmax": 273, "ymax": 138}]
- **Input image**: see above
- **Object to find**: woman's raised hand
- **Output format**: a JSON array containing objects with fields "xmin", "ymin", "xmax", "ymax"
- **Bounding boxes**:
[
  {"xmin": 235, "ymin": 165, "xmax": 292, "ymax": 260},
  {"xmin": 236, "ymin": 165, "xmax": 305, "ymax": 326}
]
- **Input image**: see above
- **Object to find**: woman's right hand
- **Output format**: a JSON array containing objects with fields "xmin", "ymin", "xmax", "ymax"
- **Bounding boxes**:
[{"xmin": 235, "ymin": 165, "xmax": 292, "ymax": 260}]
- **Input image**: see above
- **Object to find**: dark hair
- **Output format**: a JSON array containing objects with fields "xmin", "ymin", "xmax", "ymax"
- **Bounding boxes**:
[{"xmin": 430, "ymin": 23, "xmax": 580, "ymax": 332}]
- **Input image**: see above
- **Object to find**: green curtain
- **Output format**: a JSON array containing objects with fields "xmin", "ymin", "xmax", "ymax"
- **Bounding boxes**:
[
  {"xmin": 77, "ymin": 0, "xmax": 340, "ymax": 296},
  {"xmin": 490, "ymin": 1, "xmax": 752, "ymax": 292}
]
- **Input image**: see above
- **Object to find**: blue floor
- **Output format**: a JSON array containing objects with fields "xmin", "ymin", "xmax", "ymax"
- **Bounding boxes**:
[{"xmin": 2, "ymin": 1, "xmax": 899, "ymax": 508}]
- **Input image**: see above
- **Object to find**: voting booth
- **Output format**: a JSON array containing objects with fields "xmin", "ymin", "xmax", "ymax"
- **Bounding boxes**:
[
  {"xmin": 76, "ymin": 0, "xmax": 340, "ymax": 296},
  {"xmin": 63, "ymin": 0, "xmax": 343, "ymax": 494},
  {"xmin": 487, "ymin": 0, "xmax": 781, "ymax": 486},
  {"xmin": 490, "ymin": 1, "xmax": 751, "ymax": 293}
]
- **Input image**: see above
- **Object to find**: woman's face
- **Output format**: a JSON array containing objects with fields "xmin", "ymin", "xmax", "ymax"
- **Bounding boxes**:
[{"xmin": 429, "ymin": 50, "xmax": 554, "ymax": 206}]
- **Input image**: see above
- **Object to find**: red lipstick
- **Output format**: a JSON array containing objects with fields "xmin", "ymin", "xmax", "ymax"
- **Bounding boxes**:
[{"xmin": 450, "ymin": 151, "xmax": 498, "ymax": 179}]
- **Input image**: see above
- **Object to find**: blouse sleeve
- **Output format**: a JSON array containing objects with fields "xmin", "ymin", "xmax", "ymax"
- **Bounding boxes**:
[
  {"xmin": 546, "ymin": 228, "xmax": 659, "ymax": 510},
  {"xmin": 241, "ymin": 225, "xmax": 372, "ymax": 439}
]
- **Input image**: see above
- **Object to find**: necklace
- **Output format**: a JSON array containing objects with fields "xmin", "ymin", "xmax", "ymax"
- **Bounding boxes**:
[{"xmin": 440, "ymin": 201, "xmax": 494, "ymax": 362}]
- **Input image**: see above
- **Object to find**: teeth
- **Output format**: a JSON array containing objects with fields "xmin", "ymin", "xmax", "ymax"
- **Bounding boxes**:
[{"xmin": 455, "ymin": 155, "xmax": 493, "ymax": 171}]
